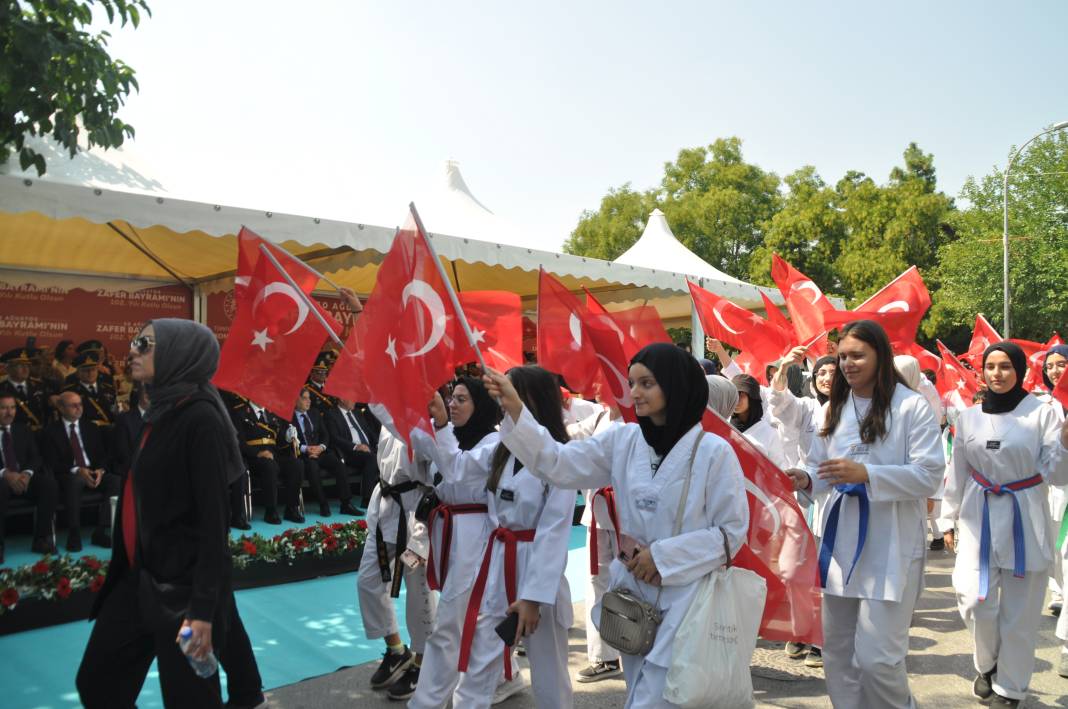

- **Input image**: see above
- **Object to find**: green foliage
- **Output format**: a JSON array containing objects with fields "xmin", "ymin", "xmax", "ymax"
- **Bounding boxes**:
[
  {"xmin": 929, "ymin": 132, "xmax": 1068, "ymax": 342},
  {"xmin": 563, "ymin": 184, "xmax": 657, "ymax": 261},
  {"xmin": 0, "ymin": 0, "xmax": 151, "ymax": 175}
]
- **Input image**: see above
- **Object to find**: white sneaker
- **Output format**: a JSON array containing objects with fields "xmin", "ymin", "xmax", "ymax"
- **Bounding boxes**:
[{"xmin": 492, "ymin": 667, "xmax": 527, "ymax": 705}]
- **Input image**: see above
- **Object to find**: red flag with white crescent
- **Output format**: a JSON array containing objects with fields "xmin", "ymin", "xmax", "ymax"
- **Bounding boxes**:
[
  {"xmin": 964, "ymin": 314, "xmax": 1002, "ymax": 367},
  {"xmin": 537, "ymin": 269, "xmax": 599, "ymax": 396},
  {"xmin": 935, "ymin": 340, "xmax": 981, "ymax": 406},
  {"xmin": 688, "ymin": 280, "xmax": 791, "ymax": 367},
  {"xmin": 770, "ymin": 254, "xmax": 835, "ymax": 343}
]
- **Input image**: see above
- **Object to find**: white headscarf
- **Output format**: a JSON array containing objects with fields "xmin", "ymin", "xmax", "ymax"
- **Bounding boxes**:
[{"xmin": 705, "ymin": 374, "xmax": 739, "ymax": 419}]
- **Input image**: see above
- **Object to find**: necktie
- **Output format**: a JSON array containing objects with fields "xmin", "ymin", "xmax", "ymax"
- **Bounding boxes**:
[
  {"xmin": 69, "ymin": 423, "xmax": 88, "ymax": 468},
  {"xmin": 15, "ymin": 384, "xmax": 25, "ymax": 396},
  {"xmin": 88, "ymin": 384, "xmax": 96, "ymax": 395},
  {"xmin": 298, "ymin": 413, "xmax": 309, "ymax": 444},
  {"xmin": 2, "ymin": 426, "xmax": 17, "ymax": 472},
  {"xmin": 347, "ymin": 411, "xmax": 368, "ymax": 445}
]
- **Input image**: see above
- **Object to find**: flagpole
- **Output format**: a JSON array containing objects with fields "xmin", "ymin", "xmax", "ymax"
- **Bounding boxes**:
[
  {"xmin": 243, "ymin": 224, "xmax": 346, "ymax": 293},
  {"xmin": 258, "ymin": 244, "xmax": 345, "ymax": 349},
  {"xmin": 407, "ymin": 203, "xmax": 489, "ymax": 372}
]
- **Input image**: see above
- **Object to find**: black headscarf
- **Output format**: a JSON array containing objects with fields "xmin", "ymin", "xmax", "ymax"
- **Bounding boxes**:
[
  {"xmin": 981, "ymin": 341, "xmax": 1029, "ymax": 414},
  {"xmin": 810, "ymin": 355, "xmax": 836, "ymax": 405},
  {"xmin": 452, "ymin": 376, "xmax": 501, "ymax": 451},
  {"xmin": 1042, "ymin": 345, "xmax": 1068, "ymax": 390},
  {"xmin": 144, "ymin": 319, "xmax": 244, "ymax": 483},
  {"xmin": 630, "ymin": 343, "xmax": 708, "ymax": 457},
  {"xmin": 730, "ymin": 374, "xmax": 764, "ymax": 433}
]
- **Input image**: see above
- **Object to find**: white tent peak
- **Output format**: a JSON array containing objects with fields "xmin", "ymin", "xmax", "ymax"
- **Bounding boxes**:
[
  {"xmin": 615, "ymin": 208, "xmax": 747, "ymax": 285},
  {"xmin": 1, "ymin": 134, "xmax": 166, "ymax": 196},
  {"xmin": 444, "ymin": 160, "xmax": 494, "ymax": 215}
]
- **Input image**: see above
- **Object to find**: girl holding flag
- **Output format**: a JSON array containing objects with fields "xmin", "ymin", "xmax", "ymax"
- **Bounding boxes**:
[
  {"xmin": 939, "ymin": 342, "xmax": 1068, "ymax": 705},
  {"xmin": 786, "ymin": 319, "xmax": 943, "ymax": 709},
  {"xmin": 485, "ymin": 343, "xmax": 748, "ymax": 709}
]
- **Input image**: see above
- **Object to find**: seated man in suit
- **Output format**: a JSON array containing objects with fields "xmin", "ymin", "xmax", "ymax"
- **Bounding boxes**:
[
  {"xmin": 0, "ymin": 347, "xmax": 51, "ymax": 433},
  {"xmin": 62, "ymin": 351, "xmax": 117, "ymax": 429},
  {"xmin": 43, "ymin": 391, "xmax": 119, "ymax": 551},
  {"xmin": 288, "ymin": 389, "xmax": 360, "ymax": 518},
  {"xmin": 232, "ymin": 398, "xmax": 302, "ymax": 525},
  {"xmin": 0, "ymin": 393, "xmax": 58, "ymax": 560},
  {"xmin": 323, "ymin": 397, "xmax": 380, "ymax": 510}
]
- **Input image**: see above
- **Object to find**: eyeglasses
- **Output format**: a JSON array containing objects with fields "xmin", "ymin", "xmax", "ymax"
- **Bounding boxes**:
[{"xmin": 130, "ymin": 335, "xmax": 155, "ymax": 354}]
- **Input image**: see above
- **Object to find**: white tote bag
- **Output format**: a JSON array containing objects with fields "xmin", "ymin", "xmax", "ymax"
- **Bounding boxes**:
[{"xmin": 662, "ymin": 529, "xmax": 767, "ymax": 709}]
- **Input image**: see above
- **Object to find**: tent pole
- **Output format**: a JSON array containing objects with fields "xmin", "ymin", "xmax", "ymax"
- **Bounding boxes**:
[{"xmin": 106, "ymin": 221, "xmax": 193, "ymax": 288}]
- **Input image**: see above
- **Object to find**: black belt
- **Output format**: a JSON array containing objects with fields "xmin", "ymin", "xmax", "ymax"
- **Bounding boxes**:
[{"xmin": 375, "ymin": 478, "xmax": 426, "ymax": 598}]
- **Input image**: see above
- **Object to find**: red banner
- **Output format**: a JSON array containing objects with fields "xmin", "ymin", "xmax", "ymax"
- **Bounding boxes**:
[{"xmin": 0, "ymin": 274, "xmax": 192, "ymax": 354}]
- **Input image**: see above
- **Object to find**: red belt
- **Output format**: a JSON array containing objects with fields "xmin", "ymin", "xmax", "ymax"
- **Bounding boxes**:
[
  {"xmin": 458, "ymin": 525, "xmax": 536, "ymax": 680},
  {"xmin": 426, "ymin": 503, "xmax": 488, "ymax": 591},
  {"xmin": 589, "ymin": 486, "xmax": 621, "ymax": 576}
]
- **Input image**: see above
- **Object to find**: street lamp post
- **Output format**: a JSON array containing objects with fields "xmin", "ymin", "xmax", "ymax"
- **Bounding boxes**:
[{"xmin": 1002, "ymin": 120, "xmax": 1068, "ymax": 338}]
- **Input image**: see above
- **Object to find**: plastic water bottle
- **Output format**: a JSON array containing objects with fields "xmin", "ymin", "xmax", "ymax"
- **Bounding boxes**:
[{"xmin": 178, "ymin": 626, "xmax": 219, "ymax": 678}]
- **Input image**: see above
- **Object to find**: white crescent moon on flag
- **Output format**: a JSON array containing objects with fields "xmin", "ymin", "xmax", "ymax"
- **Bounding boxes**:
[
  {"xmin": 402, "ymin": 280, "xmax": 448, "ymax": 358},
  {"xmin": 712, "ymin": 305, "xmax": 741, "ymax": 335},
  {"xmin": 235, "ymin": 276, "xmax": 250, "ymax": 288},
  {"xmin": 791, "ymin": 280, "xmax": 822, "ymax": 305},
  {"xmin": 252, "ymin": 282, "xmax": 310, "ymax": 335},
  {"xmin": 744, "ymin": 478, "xmax": 782, "ymax": 535},
  {"xmin": 595, "ymin": 354, "xmax": 633, "ymax": 407},
  {"xmin": 568, "ymin": 312, "xmax": 583, "ymax": 350},
  {"xmin": 876, "ymin": 300, "xmax": 910, "ymax": 313}
]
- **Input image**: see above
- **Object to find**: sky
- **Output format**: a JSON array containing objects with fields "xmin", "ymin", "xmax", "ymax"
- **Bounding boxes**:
[{"xmin": 90, "ymin": 0, "xmax": 1068, "ymax": 251}]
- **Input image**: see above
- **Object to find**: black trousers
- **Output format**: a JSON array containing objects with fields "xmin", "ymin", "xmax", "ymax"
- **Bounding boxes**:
[
  {"xmin": 343, "ymin": 450, "xmax": 379, "ymax": 506},
  {"xmin": 298, "ymin": 452, "xmax": 353, "ymax": 506},
  {"xmin": 219, "ymin": 603, "xmax": 263, "ymax": 705},
  {"xmin": 0, "ymin": 469, "xmax": 57, "ymax": 541},
  {"xmin": 228, "ymin": 471, "xmax": 249, "ymax": 525},
  {"xmin": 247, "ymin": 456, "xmax": 300, "ymax": 514},
  {"xmin": 76, "ymin": 573, "xmax": 224, "ymax": 708},
  {"xmin": 58, "ymin": 471, "xmax": 120, "ymax": 541}
]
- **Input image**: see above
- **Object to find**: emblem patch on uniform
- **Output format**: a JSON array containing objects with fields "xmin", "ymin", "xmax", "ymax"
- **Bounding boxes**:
[
  {"xmin": 499, "ymin": 489, "xmax": 515, "ymax": 502},
  {"xmin": 985, "ymin": 440, "xmax": 1001, "ymax": 450}
]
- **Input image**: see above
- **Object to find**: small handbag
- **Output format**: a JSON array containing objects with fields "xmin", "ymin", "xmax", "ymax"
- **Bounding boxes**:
[
  {"xmin": 598, "ymin": 432, "xmax": 703, "ymax": 656},
  {"xmin": 414, "ymin": 488, "xmax": 440, "ymax": 523}
]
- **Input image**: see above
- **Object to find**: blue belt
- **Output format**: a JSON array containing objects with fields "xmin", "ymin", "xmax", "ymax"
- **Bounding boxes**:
[
  {"xmin": 818, "ymin": 483, "xmax": 869, "ymax": 587},
  {"xmin": 970, "ymin": 469, "xmax": 1044, "ymax": 602}
]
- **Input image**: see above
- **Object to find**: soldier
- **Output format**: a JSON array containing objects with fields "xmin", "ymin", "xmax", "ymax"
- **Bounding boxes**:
[
  {"xmin": 231, "ymin": 398, "xmax": 304, "ymax": 525},
  {"xmin": 0, "ymin": 347, "xmax": 51, "ymax": 432},
  {"xmin": 63, "ymin": 340, "xmax": 115, "ymax": 389},
  {"xmin": 304, "ymin": 351, "xmax": 339, "ymax": 414},
  {"xmin": 63, "ymin": 351, "xmax": 117, "ymax": 429}
]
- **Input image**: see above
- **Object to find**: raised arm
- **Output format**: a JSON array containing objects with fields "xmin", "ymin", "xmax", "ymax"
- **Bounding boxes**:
[{"xmin": 500, "ymin": 406, "xmax": 616, "ymax": 490}]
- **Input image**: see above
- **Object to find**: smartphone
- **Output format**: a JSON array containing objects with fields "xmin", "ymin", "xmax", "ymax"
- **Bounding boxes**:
[{"xmin": 495, "ymin": 612, "xmax": 519, "ymax": 645}]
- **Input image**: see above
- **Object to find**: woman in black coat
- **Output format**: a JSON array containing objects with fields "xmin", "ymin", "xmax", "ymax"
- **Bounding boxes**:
[{"xmin": 76, "ymin": 319, "xmax": 245, "ymax": 708}]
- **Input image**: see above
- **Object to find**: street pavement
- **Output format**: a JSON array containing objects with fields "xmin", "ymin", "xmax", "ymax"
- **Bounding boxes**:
[{"xmin": 266, "ymin": 552, "xmax": 1068, "ymax": 708}]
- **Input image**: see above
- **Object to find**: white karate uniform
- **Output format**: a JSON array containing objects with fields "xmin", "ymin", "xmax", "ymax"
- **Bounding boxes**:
[
  {"xmin": 356, "ymin": 407, "xmax": 437, "ymax": 653},
  {"xmin": 939, "ymin": 395, "xmax": 1068, "ymax": 700},
  {"xmin": 501, "ymin": 408, "xmax": 749, "ymax": 709},
  {"xmin": 768, "ymin": 387, "xmax": 832, "ymax": 536},
  {"xmin": 806, "ymin": 384, "xmax": 944, "ymax": 709},
  {"xmin": 408, "ymin": 431, "xmax": 497, "ymax": 709},
  {"xmin": 426, "ymin": 423, "xmax": 576, "ymax": 709},
  {"xmin": 1046, "ymin": 399, "xmax": 1067, "ymax": 603}
]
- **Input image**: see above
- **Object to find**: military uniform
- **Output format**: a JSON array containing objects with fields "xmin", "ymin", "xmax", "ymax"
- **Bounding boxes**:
[
  {"xmin": 304, "ymin": 352, "xmax": 339, "ymax": 414},
  {"xmin": 62, "ymin": 341, "xmax": 115, "ymax": 389},
  {"xmin": 0, "ymin": 348, "xmax": 51, "ymax": 432},
  {"xmin": 231, "ymin": 399, "xmax": 303, "ymax": 524},
  {"xmin": 62, "ymin": 352, "xmax": 116, "ymax": 429}
]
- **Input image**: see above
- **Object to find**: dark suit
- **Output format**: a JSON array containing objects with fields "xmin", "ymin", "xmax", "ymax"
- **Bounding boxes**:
[
  {"xmin": 288, "ymin": 407, "xmax": 352, "ymax": 511},
  {"xmin": 62, "ymin": 380, "xmax": 117, "ymax": 429},
  {"xmin": 0, "ymin": 421, "xmax": 57, "ymax": 543},
  {"xmin": 0, "ymin": 378, "xmax": 51, "ymax": 432},
  {"xmin": 323, "ymin": 405, "xmax": 380, "ymax": 505},
  {"xmin": 42, "ymin": 418, "xmax": 119, "ymax": 546},
  {"xmin": 303, "ymin": 381, "xmax": 337, "ymax": 415},
  {"xmin": 231, "ymin": 403, "xmax": 301, "ymax": 519}
]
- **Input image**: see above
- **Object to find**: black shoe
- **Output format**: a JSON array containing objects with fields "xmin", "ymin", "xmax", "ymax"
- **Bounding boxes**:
[
  {"xmin": 339, "ymin": 502, "xmax": 361, "ymax": 516},
  {"xmin": 319, "ymin": 503, "xmax": 332, "ymax": 517},
  {"xmin": 928, "ymin": 538, "xmax": 945, "ymax": 551},
  {"xmin": 264, "ymin": 510, "xmax": 282, "ymax": 525},
  {"xmin": 990, "ymin": 694, "xmax": 1020, "ymax": 708},
  {"xmin": 31, "ymin": 538, "xmax": 56, "ymax": 555},
  {"xmin": 785, "ymin": 641, "xmax": 807, "ymax": 658},
  {"xmin": 66, "ymin": 534, "xmax": 83, "ymax": 553},
  {"xmin": 370, "ymin": 647, "xmax": 412, "ymax": 689},
  {"xmin": 386, "ymin": 663, "xmax": 420, "ymax": 700},
  {"xmin": 231, "ymin": 518, "xmax": 252, "ymax": 531},
  {"xmin": 973, "ymin": 665, "xmax": 996, "ymax": 699},
  {"xmin": 284, "ymin": 508, "xmax": 305, "ymax": 524},
  {"xmin": 91, "ymin": 529, "xmax": 112, "ymax": 549}
]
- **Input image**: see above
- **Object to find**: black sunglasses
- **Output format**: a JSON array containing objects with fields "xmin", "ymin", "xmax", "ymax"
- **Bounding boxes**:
[{"xmin": 130, "ymin": 335, "xmax": 156, "ymax": 354}]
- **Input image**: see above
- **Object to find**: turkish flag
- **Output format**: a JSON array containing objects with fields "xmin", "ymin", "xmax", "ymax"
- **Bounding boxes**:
[
  {"xmin": 581, "ymin": 290, "xmax": 642, "ymax": 421},
  {"xmin": 214, "ymin": 253, "xmax": 339, "ymax": 417},
  {"xmin": 903, "ymin": 341, "xmax": 942, "ymax": 376},
  {"xmin": 733, "ymin": 350, "xmax": 769, "ymax": 385},
  {"xmin": 584, "ymin": 292, "xmax": 672, "ymax": 350},
  {"xmin": 965, "ymin": 314, "xmax": 1002, "ymax": 367},
  {"xmin": 823, "ymin": 267, "xmax": 931, "ymax": 348},
  {"xmin": 771, "ymin": 255, "xmax": 834, "ymax": 343},
  {"xmin": 323, "ymin": 319, "xmax": 372, "ymax": 404},
  {"xmin": 702, "ymin": 408, "xmax": 823, "ymax": 646},
  {"xmin": 537, "ymin": 269, "xmax": 599, "ymax": 396},
  {"xmin": 1051, "ymin": 356, "xmax": 1068, "ymax": 409},
  {"xmin": 358, "ymin": 212, "xmax": 466, "ymax": 450},
  {"xmin": 455, "ymin": 291, "xmax": 523, "ymax": 372},
  {"xmin": 688, "ymin": 280, "xmax": 791, "ymax": 367},
  {"xmin": 236, "ymin": 227, "xmax": 318, "ymax": 298},
  {"xmin": 760, "ymin": 292, "xmax": 797, "ymax": 346},
  {"xmin": 936, "ymin": 340, "xmax": 981, "ymax": 407},
  {"xmin": 1010, "ymin": 334, "xmax": 1063, "ymax": 392}
]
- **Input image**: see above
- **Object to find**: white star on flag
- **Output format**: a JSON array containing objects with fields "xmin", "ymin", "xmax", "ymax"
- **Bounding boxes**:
[
  {"xmin": 385, "ymin": 335, "xmax": 398, "ymax": 366},
  {"xmin": 251, "ymin": 328, "xmax": 274, "ymax": 351},
  {"xmin": 471, "ymin": 328, "xmax": 486, "ymax": 344}
]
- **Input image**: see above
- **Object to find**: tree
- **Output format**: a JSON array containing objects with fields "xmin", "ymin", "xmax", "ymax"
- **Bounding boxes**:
[
  {"xmin": 0, "ymin": 0, "xmax": 151, "ymax": 176},
  {"xmin": 563, "ymin": 184, "xmax": 657, "ymax": 261},
  {"xmin": 929, "ymin": 132, "xmax": 1068, "ymax": 342},
  {"xmin": 749, "ymin": 165, "xmax": 845, "ymax": 292}
]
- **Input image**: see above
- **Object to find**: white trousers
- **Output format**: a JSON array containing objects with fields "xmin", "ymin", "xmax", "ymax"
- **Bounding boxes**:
[
  {"xmin": 586, "ymin": 528, "xmax": 621, "ymax": 664},
  {"xmin": 1058, "ymin": 545, "xmax": 1068, "ymax": 643},
  {"xmin": 955, "ymin": 565, "xmax": 1048, "ymax": 700},
  {"xmin": 356, "ymin": 540, "xmax": 437, "ymax": 653},
  {"xmin": 822, "ymin": 556, "xmax": 923, "ymax": 709},
  {"xmin": 407, "ymin": 587, "xmax": 473, "ymax": 708},
  {"xmin": 620, "ymin": 655, "xmax": 677, "ymax": 709},
  {"xmin": 452, "ymin": 608, "xmax": 572, "ymax": 709}
]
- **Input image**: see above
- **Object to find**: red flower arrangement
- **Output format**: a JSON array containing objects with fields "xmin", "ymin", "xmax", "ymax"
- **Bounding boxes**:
[
  {"xmin": 1, "ymin": 587, "xmax": 17, "ymax": 609},
  {"xmin": 0, "ymin": 554, "xmax": 112, "ymax": 615},
  {"xmin": 229, "ymin": 519, "xmax": 368, "ymax": 569}
]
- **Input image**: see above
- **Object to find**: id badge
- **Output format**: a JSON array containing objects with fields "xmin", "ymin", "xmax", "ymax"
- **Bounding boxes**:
[
  {"xmin": 499, "ymin": 489, "xmax": 516, "ymax": 502},
  {"xmin": 986, "ymin": 440, "xmax": 1001, "ymax": 451},
  {"xmin": 633, "ymin": 485, "xmax": 659, "ymax": 512},
  {"xmin": 847, "ymin": 443, "xmax": 870, "ymax": 458}
]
